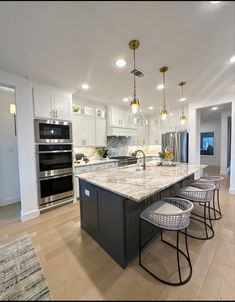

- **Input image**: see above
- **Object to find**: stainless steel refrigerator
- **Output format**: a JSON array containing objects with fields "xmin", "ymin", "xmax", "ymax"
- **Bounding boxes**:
[{"xmin": 162, "ymin": 131, "xmax": 189, "ymax": 163}]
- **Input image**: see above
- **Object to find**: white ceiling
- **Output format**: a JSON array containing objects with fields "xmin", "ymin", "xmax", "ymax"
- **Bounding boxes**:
[{"xmin": 0, "ymin": 1, "xmax": 234, "ymax": 113}]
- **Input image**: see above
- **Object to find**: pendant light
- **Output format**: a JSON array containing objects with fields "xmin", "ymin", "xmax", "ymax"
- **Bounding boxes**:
[
  {"xmin": 128, "ymin": 40, "xmax": 145, "ymax": 126},
  {"xmin": 179, "ymin": 81, "xmax": 187, "ymax": 126},
  {"xmin": 159, "ymin": 66, "xmax": 169, "ymax": 120}
]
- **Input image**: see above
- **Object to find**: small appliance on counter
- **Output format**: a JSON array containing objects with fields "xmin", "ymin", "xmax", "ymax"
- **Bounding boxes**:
[{"xmin": 75, "ymin": 153, "xmax": 89, "ymax": 163}]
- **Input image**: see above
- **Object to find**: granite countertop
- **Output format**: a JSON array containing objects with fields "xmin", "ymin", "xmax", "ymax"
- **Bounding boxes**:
[
  {"xmin": 74, "ymin": 158, "xmax": 119, "ymax": 167},
  {"xmin": 77, "ymin": 161, "xmax": 207, "ymax": 202}
]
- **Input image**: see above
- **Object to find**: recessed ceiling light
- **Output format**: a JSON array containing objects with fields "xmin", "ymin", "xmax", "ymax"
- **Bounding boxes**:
[
  {"xmin": 229, "ymin": 55, "xmax": 235, "ymax": 63},
  {"xmin": 123, "ymin": 97, "xmax": 129, "ymax": 102},
  {"xmin": 211, "ymin": 106, "xmax": 218, "ymax": 110},
  {"xmin": 81, "ymin": 83, "xmax": 89, "ymax": 90},
  {"xmin": 115, "ymin": 59, "xmax": 127, "ymax": 68},
  {"xmin": 148, "ymin": 106, "xmax": 154, "ymax": 110},
  {"xmin": 179, "ymin": 97, "xmax": 187, "ymax": 102},
  {"xmin": 157, "ymin": 84, "xmax": 164, "ymax": 90}
]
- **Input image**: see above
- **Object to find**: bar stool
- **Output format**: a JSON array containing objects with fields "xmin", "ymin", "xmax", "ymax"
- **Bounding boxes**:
[
  {"xmin": 176, "ymin": 183, "xmax": 215, "ymax": 240},
  {"xmin": 191, "ymin": 176, "xmax": 224, "ymax": 220},
  {"xmin": 139, "ymin": 197, "xmax": 194, "ymax": 286}
]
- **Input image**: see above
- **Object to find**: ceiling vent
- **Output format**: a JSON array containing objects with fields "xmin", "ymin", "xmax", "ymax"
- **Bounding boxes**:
[{"xmin": 129, "ymin": 68, "xmax": 146, "ymax": 77}]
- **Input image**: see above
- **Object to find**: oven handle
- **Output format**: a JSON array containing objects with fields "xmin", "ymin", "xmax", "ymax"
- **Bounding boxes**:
[
  {"xmin": 37, "ymin": 150, "xmax": 73, "ymax": 154},
  {"xmin": 40, "ymin": 173, "xmax": 73, "ymax": 181}
]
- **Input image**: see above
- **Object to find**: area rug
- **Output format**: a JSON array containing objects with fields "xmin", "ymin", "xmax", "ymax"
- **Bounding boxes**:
[{"xmin": 0, "ymin": 235, "xmax": 52, "ymax": 300}]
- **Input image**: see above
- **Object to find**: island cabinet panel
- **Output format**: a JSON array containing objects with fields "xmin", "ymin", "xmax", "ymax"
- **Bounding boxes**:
[
  {"xmin": 80, "ymin": 182, "xmax": 98, "ymax": 235},
  {"xmin": 97, "ymin": 189, "xmax": 126, "ymax": 268}
]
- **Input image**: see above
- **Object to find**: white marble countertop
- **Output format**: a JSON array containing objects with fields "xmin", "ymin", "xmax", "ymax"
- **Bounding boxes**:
[
  {"xmin": 74, "ymin": 158, "xmax": 119, "ymax": 167},
  {"xmin": 76, "ymin": 161, "xmax": 207, "ymax": 202}
]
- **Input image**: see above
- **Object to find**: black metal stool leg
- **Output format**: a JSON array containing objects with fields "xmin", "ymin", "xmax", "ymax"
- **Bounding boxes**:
[
  {"xmin": 176, "ymin": 231, "xmax": 182, "ymax": 284},
  {"xmin": 204, "ymin": 203, "xmax": 209, "ymax": 239},
  {"xmin": 139, "ymin": 217, "xmax": 142, "ymax": 265},
  {"xmin": 213, "ymin": 190, "xmax": 217, "ymax": 220}
]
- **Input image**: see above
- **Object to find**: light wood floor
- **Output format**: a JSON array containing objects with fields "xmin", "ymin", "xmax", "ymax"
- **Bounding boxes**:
[{"xmin": 1, "ymin": 166, "xmax": 235, "ymax": 300}]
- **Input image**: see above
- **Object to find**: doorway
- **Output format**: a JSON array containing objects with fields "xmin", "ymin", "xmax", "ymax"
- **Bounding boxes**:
[
  {"xmin": 0, "ymin": 85, "xmax": 21, "ymax": 224},
  {"xmin": 199, "ymin": 103, "xmax": 232, "ymax": 176}
]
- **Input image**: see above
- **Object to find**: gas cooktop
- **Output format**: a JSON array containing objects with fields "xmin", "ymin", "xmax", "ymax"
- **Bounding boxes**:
[{"xmin": 109, "ymin": 156, "xmax": 137, "ymax": 167}]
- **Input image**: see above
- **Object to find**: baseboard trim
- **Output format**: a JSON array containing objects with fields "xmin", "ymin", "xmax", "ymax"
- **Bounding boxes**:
[
  {"xmin": 21, "ymin": 208, "xmax": 40, "ymax": 222},
  {"xmin": 220, "ymin": 170, "xmax": 228, "ymax": 176},
  {"xmin": 229, "ymin": 188, "xmax": 235, "ymax": 195},
  {"xmin": 1, "ymin": 197, "xmax": 20, "ymax": 206}
]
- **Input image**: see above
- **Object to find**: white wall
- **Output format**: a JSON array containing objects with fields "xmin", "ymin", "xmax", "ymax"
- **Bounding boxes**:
[
  {"xmin": 0, "ymin": 71, "xmax": 39, "ymax": 221},
  {"xmin": 0, "ymin": 88, "xmax": 20, "ymax": 205},
  {"xmin": 220, "ymin": 110, "xmax": 231, "ymax": 175},
  {"xmin": 200, "ymin": 118, "xmax": 221, "ymax": 166}
]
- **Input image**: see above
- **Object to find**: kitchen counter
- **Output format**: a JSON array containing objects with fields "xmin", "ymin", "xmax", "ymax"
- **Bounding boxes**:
[
  {"xmin": 78, "ymin": 161, "xmax": 206, "ymax": 268},
  {"xmin": 74, "ymin": 158, "xmax": 119, "ymax": 167},
  {"xmin": 77, "ymin": 161, "xmax": 206, "ymax": 202}
]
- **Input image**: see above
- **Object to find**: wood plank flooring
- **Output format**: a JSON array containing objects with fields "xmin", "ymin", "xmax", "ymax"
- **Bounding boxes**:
[{"xmin": 0, "ymin": 166, "xmax": 235, "ymax": 300}]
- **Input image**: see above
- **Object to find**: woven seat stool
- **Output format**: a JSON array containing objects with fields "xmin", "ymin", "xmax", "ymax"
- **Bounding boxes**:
[
  {"xmin": 176, "ymin": 183, "xmax": 215, "ymax": 240},
  {"xmin": 139, "ymin": 197, "xmax": 194, "ymax": 286},
  {"xmin": 191, "ymin": 176, "xmax": 224, "ymax": 220}
]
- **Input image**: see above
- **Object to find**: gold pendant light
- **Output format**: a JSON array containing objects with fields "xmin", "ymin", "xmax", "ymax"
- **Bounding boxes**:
[
  {"xmin": 179, "ymin": 81, "xmax": 187, "ymax": 125},
  {"xmin": 160, "ymin": 66, "xmax": 169, "ymax": 120},
  {"xmin": 128, "ymin": 40, "xmax": 145, "ymax": 126}
]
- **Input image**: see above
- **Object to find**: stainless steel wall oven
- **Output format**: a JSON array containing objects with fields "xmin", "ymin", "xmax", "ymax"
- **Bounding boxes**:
[{"xmin": 36, "ymin": 144, "xmax": 74, "ymax": 208}]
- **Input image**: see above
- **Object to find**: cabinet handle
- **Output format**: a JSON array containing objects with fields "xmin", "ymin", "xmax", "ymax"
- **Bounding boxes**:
[
  {"xmin": 51, "ymin": 110, "xmax": 55, "ymax": 117},
  {"xmin": 55, "ymin": 110, "xmax": 58, "ymax": 118}
]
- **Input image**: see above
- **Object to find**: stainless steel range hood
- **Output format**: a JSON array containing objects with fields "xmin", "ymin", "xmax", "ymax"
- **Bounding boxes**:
[{"xmin": 107, "ymin": 125, "xmax": 138, "ymax": 137}]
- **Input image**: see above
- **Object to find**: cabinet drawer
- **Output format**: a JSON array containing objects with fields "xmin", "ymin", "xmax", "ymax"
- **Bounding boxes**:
[
  {"xmin": 105, "ymin": 162, "xmax": 117, "ymax": 169},
  {"xmin": 90, "ymin": 164, "xmax": 105, "ymax": 171},
  {"xmin": 76, "ymin": 166, "xmax": 91, "ymax": 174}
]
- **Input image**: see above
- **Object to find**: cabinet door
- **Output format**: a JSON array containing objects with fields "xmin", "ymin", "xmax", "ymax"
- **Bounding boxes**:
[
  {"xmin": 72, "ymin": 115, "xmax": 84, "ymax": 147},
  {"xmin": 149, "ymin": 119, "xmax": 157, "ymax": 145},
  {"xmin": 33, "ymin": 87, "xmax": 54, "ymax": 118},
  {"xmin": 84, "ymin": 117, "xmax": 96, "ymax": 146},
  {"xmin": 110, "ymin": 106, "xmax": 120, "ymax": 125},
  {"xmin": 143, "ymin": 124, "xmax": 149, "ymax": 145},
  {"xmin": 138, "ymin": 126, "xmax": 144, "ymax": 145},
  {"xmin": 95, "ymin": 119, "xmax": 106, "ymax": 147},
  {"xmin": 54, "ymin": 93, "xmax": 72, "ymax": 121},
  {"xmin": 119, "ymin": 108, "xmax": 129, "ymax": 126}
]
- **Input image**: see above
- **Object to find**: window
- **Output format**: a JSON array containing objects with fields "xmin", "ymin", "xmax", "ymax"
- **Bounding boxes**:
[{"xmin": 200, "ymin": 132, "xmax": 215, "ymax": 156}]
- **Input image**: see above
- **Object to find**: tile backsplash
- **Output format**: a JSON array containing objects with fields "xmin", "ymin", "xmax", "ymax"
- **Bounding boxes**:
[{"xmin": 74, "ymin": 136, "xmax": 161, "ymax": 160}]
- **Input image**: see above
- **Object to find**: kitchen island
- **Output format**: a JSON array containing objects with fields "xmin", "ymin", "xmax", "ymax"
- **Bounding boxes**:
[{"xmin": 76, "ymin": 161, "xmax": 206, "ymax": 268}]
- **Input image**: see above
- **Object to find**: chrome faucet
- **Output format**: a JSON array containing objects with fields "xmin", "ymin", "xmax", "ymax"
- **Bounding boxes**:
[{"xmin": 134, "ymin": 150, "xmax": 146, "ymax": 170}]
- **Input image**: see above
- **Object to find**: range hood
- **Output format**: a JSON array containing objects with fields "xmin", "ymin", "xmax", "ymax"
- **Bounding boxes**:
[{"xmin": 107, "ymin": 125, "xmax": 137, "ymax": 137}]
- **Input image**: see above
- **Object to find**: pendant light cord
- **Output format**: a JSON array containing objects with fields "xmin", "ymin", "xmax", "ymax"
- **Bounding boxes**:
[
  {"xmin": 133, "ymin": 48, "xmax": 136, "ymax": 100},
  {"xmin": 181, "ymin": 85, "xmax": 184, "ymax": 115},
  {"xmin": 163, "ymin": 71, "xmax": 166, "ymax": 110}
]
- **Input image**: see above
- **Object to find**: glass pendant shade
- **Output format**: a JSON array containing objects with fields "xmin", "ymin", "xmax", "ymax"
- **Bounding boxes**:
[
  {"xmin": 178, "ymin": 81, "xmax": 188, "ymax": 130},
  {"xmin": 128, "ymin": 98, "xmax": 145, "ymax": 126}
]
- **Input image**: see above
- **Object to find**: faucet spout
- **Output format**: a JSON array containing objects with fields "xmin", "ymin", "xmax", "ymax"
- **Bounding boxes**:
[{"xmin": 134, "ymin": 150, "xmax": 146, "ymax": 170}]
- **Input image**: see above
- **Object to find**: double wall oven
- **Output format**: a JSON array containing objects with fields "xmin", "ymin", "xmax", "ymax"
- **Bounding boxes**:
[{"xmin": 34, "ymin": 119, "xmax": 74, "ymax": 210}]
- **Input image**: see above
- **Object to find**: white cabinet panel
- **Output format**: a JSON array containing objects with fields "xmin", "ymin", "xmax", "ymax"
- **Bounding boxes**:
[
  {"xmin": 84, "ymin": 117, "xmax": 96, "ymax": 146},
  {"xmin": 33, "ymin": 87, "xmax": 54, "ymax": 118},
  {"xmin": 95, "ymin": 119, "xmax": 106, "ymax": 147},
  {"xmin": 54, "ymin": 93, "xmax": 72, "ymax": 120},
  {"xmin": 149, "ymin": 119, "xmax": 157, "ymax": 145},
  {"xmin": 72, "ymin": 115, "xmax": 84, "ymax": 147}
]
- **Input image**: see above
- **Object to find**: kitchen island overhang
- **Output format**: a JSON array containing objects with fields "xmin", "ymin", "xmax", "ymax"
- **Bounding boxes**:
[{"xmin": 76, "ymin": 162, "xmax": 207, "ymax": 268}]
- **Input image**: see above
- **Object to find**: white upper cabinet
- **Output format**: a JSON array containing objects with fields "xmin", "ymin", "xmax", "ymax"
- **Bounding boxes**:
[
  {"xmin": 84, "ymin": 117, "xmax": 96, "ymax": 146},
  {"xmin": 72, "ymin": 115, "xmax": 84, "ymax": 147},
  {"xmin": 54, "ymin": 93, "xmax": 72, "ymax": 120},
  {"xmin": 107, "ymin": 105, "xmax": 130, "ymax": 127},
  {"xmin": 149, "ymin": 118, "xmax": 161, "ymax": 145},
  {"xmin": 95, "ymin": 118, "xmax": 107, "ymax": 147},
  {"xmin": 33, "ymin": 85, "xmax": 72, "ymax": 121}
]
